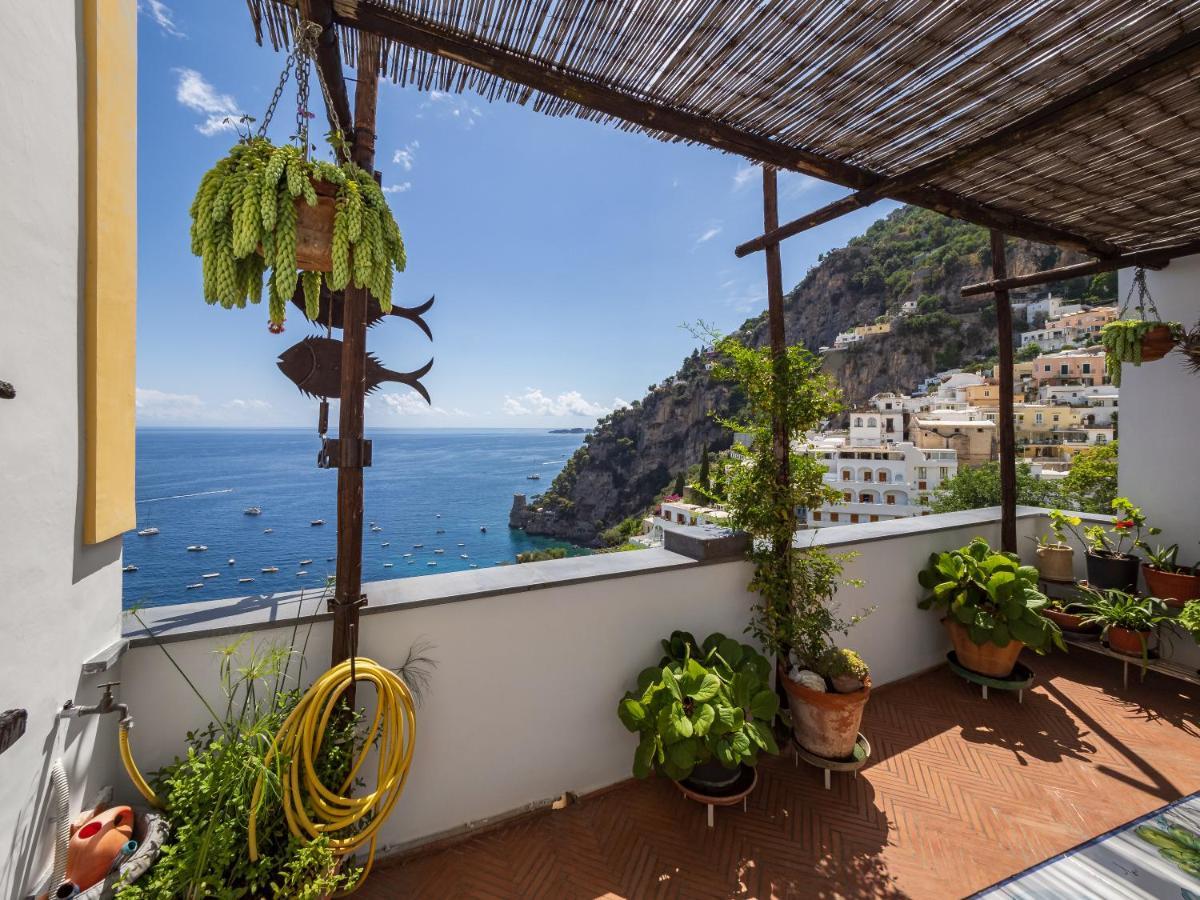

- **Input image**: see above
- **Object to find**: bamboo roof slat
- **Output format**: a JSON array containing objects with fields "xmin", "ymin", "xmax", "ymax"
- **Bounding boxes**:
[{"xmin": 246, "ymin": 0, "xmax": 1200, "ymax": 255}]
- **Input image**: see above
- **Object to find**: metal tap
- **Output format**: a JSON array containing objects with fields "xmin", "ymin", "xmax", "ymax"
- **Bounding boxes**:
[{"xmin": 60, "ymin": 682, "xmax": 130, "ymax": 723}]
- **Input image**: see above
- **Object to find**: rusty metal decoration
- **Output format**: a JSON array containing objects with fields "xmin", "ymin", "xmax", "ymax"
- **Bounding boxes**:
[
  {"xmin": 278, "ymin": 335, "xmax": 432, "ymax": 402},
  {"xmin": 0, "ymin": 380, "xmax": 14, "ymax": 400},
  {"xmin": 290, "ymin": 283, "xmax": 435, "ymax": 338}
]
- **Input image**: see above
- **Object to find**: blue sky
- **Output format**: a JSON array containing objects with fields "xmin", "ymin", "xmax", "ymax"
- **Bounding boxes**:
[{"xmin": 136, "ymin": 1, "xmax": 900, "ymax": 428}]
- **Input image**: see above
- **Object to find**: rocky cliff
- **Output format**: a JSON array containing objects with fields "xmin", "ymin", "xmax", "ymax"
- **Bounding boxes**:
[{"xmin": 511, "ymin": 206, "xmax": 1113, "ymax": 546}]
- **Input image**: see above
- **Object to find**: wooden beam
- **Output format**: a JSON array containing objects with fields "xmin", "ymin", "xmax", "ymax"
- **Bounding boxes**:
[
  {"xmin": 330, "ymin": 33, "xmax": 380, "ymax": 670},
  {"xmin": 298, "ymin": 0, "xmax": 354, "ymax": 138},
  {"xmin": 763, "ymin": 168, "xmax": 790, "ymax": 501},
  {"xmin": 735, "ymin": 29, "xmax": 1200, "ymax": 260},
  {"xmin": 321, "ymin": 1, "xmax": 1103, "ymax": 255},
  {"xmin": 960, "ymin": 239, "xmax": 1200, "ymax": 296},
  {"xmin": 991, "ymin": 230, "xmax": 1017, "ymax": 555}
]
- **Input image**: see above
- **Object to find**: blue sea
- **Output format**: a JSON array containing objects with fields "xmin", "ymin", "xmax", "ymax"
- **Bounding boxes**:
[{"xmin": 122, "ymin": 428, "xmax": 586, "ymax": 608}]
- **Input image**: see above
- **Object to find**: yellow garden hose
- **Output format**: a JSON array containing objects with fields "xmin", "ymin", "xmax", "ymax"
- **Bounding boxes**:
[
  {"xmin": 119, "ymin": 719, "xmax": 163, "ymax": 809},
  {"xmin": 249, "ymin": 657, "xmax": 417, "ymax": 893}
]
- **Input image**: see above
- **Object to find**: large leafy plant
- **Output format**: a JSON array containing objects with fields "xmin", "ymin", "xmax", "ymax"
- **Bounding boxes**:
[
  {"xmin": 190, "ymin": 136, "xmax": 406, "ymax": 330},
  {"xmin": 617, "ymin": 632, "xmax": 779, "ymax": 780},
  {"xmin": 918, "ymin": 538, "xmax": 1065, "ymax": 653}
]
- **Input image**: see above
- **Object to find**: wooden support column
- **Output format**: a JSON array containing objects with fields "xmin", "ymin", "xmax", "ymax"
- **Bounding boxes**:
[
  {"xmin": 763, "ymin": 168, "xmax": 790, "ymax": 509},
  {"xmin": 990, "ymin": 230, "xmax": 1017, "ymax": 553},
  {"xmin": 331, "ymin": 34, "xmax": 380, "ymax": 668}
]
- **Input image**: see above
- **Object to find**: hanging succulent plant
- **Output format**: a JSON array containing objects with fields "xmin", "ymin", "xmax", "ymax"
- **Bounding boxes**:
[{"xmin": 189, "ymin": 137, "xmax": 406, "ymax": 330}]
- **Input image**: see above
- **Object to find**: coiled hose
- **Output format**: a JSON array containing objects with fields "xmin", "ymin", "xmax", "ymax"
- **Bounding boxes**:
[
  {"xmin": 48, "ymin": 760, "xmax": 71, "ymax": 890},
  {"xmin": 249, "ymin": 657, "xmax": 417, "ymax": 894}
]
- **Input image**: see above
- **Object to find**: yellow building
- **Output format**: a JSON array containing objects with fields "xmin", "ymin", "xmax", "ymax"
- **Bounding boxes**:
[
  {"xmin": 1013, "ymin": 403, "xmax": 1083, "ymax": 441},
  {"xmin": 852, "ymin": 322, "xmax": 892, "ymax": 337},
  {"xmin": 963, "ymin": 383, "xmax": 1001, "ymax": 407}
]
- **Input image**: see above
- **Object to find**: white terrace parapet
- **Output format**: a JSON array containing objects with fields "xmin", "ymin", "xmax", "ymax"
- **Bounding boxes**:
[{"xmin": 113, "ymin": 508, "xmax": 1058, "ymax": 859}]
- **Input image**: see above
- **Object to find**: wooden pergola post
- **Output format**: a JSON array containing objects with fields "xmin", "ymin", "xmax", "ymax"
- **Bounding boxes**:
[
  {"xmin": 990, "ymin": 230, "xmax": 1017, "ymax": 553},
  {"xmin": 762, "ymin": 168, "xmax": 791, "ymax": 523},
  {"xmin": 330, "ymin": 34, "xmax": 381, "ymax": 668}
]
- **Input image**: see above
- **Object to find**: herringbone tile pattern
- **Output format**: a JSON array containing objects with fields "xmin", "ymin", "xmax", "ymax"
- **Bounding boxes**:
[{"xmin": 363, "ymin": 653, "xmax": 1198, "ymax": 899}]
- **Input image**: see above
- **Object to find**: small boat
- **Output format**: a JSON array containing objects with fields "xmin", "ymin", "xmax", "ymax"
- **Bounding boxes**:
[
  {"xmin": 137, "ymin": 527, "xmax": 158, "ymax": 536},
  {"xmin": 186, "ymin": 583, "xmax": 203, "ymax": 590},
  {"xmin": 434, "ymin": 549, "xmax": 444, "ymax": 555},
  {"xmin": 407, "ymin": 560, "xmax": 416, "ymax": 565},
  {"xmin": 381, "ymin": 542, "xmax": 390, "ymax": 548},
  {"xmin": 238, "ymin": 577, "xmax": 255, "ymax": 584},
  {"xmin": 122, "ymin": 564, "xmax": 138, "ymax": 573},
  {"xmin": 244, "ymin": 507, "xmax": 262, "ymax": 516},
  {"xmin": 228, "ymin": 558, "xmax": 235, "ymax": 565},
  {"xmin": 202, "ymin": 572, "xmax": 220, "ymax": 580},
  {"xmin": 480, "ymin": 526, "xmax": 487, "ymax": 533},
  {"xmin": 326, "ymin": 556, "xmax": 335, "ymax": 562},
  {"xmin": 436, "ymin": 528, "xmax": 445, "ymax": 534},
  {"xmin": 435, "ymin": 514, "xmax": 442, "ymax": 518},
  {"xmin": 311, "ymin": 519, "xmax": 325, "ymax": 527},
  {"xmin": 263, "ymin": 528, "xmax": 274, "ymax": 534},
  {"xmin": 299, "ymin": 559, "xmax": 313, "ymax": 566},
  {"xmin": 526, "ymin": 474, "xmax": 540, "ymax": 480},
  {"xmin": 402, "ymin": 553, "xmax": 412, "ymax": 558},
  {"xmin": 457, "ymin": 542, "xmax": 465, "ymax": 547},
  {"xmin": 469, "ymin": 564, "xmax": 479, "ymax": 568},
  {"xmin": 383, "ymin": 562, "xmax": 394, "ymax": 568},
  {"xmin": 186, "ymin": 545, "xmax": 207, "ymax": 552},
  {"xmin": 460, "ymin": 554, "xmax": 469, "ymax": 559},
  {"xmin": 370, "ymin": 525, "xmax": 383, "ymax": 533},
  {"xmin": 427, "ymin": 561, "xmax": 437, "ymax": 567},
  {"xmin": 369, "ymin": 521, "xmax": 377, "ymax": 527},
  {"xmin": 297, "ymin": 570, "xmax": 308, "ymax": 576},
  {"xmin": 261, "ymin": 566, "xmax": 279, "ymax": 574},
  {"xmin": 413, "ymin": 543, "xmax": 424, "ymax": 549}
]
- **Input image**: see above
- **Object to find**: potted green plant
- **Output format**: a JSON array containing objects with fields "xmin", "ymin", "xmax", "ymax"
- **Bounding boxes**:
[
  {"xmin": 701, "ymin": 327, "xmax": 872, "ymax": 762},
  {"xmin": 189, "ymin": 134, "xmax": 406, "ymax": 332},
  {"xmin": 1058, "ymin": 498, "xmax": 1159, "ymax": 591},
  {"xmin": 1178, "ymin": 600, "xmax": 1200, "ymax": 643},
  {"xmin": 1041, "ymin": 595, "xmax": 1101, "ymax": 634},
  {"xmin": 617, "ymin": 631, "xmax": 778, "ymax": 790},
  {"xmin": 918, "ymin": 538, "xmax": 1065, "ymax": 677},
  {"xmin": 1077, "ymin": 587, "xmax": 1167, "ymax": 660},
  {"xmin": 1099, "ymin": 268, "xmax": 1180, "ymax": 386},
  {"xmin": 1142, "ymin": 544, "xmax": 1200, "ymax": 608},
  {"xmin": 1033, "ymin": 510, "xmax": 1081, "ymax": 583}
]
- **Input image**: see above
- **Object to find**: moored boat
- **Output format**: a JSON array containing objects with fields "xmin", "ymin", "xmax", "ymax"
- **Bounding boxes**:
[
  {"xmin": 137, "ymin": 527, "xmax": 159, "ymax": 536},
  {"xmin": 186, "ymin": 583, "xmax": 203, "ymax": 590},
  {"xmin": 186, "ymin": 545, "xmax": 207, "ymax": 552},
  {"xmin": 311, "ymin": 519, "xmax": 325, "ymax": 526},
  {"xmin": 122, "ymin": 564, "xmax": 138, "ymax": 573},
  {"xmin": 261, "ymin": 566, "xmax": 279, "ymax": 573},
  {"xmin": 244, "ymin": 507, "xmax": 262, "ymax": 516},
  {"xmin": 238, "ymin": 577, "xmax": 255, "ymax": 583}
]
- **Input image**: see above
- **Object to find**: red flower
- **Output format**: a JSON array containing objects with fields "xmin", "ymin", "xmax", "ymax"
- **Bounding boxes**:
[
  {"xmin": 268, "ymin": 322, "xmax": 285, "ymax": 334},
  {"xmin": 1114, "ymin": 519, "xmax": 1134, "ymax": 530}
]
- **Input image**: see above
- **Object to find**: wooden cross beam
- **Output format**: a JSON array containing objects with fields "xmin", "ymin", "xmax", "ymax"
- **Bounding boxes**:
[{"xmin": 734, "ymin": 29, "xmax": 1200, "ymax": 261}]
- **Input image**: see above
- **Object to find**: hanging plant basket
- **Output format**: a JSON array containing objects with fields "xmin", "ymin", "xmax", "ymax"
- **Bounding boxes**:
[
  {"xmin": 1098, "ymin": 269, "xmax": 1179, "ymax": 385},
  {"xmin": 293, "ymin": 178, "xmax": 338, "ymax": 272}
]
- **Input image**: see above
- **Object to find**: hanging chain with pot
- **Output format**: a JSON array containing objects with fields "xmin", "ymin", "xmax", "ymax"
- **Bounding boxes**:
[{"xmin": 256, "ymin": 21, "xmax": 349, "ymax": 163}]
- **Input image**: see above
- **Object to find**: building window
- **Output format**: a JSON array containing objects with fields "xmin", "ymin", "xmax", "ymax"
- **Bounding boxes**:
[
  {"xmin": 859, "ymin": 493, "xmax": 872, "ymax": 503},
  {"xmin": 1082, "ymin": 363, "xmax": 1091, "ymax": 374},
  {"xmin": 939, "ymin": 467, "xmax": 948, "ymax": 479},
  {"xmin": 854, "ymin": 417, "xmax": 863, "ymax": 427},
  {"xmin": 842, "ymin": 469, "xmax": 852, "ymax": 481},
  {"xmin": 886, "ymin": 495, "xmax": 896, "ymax": 505},
  {"xmin": 830, "ymin": 513, "xmax": 839, "ymax": 523},
  {"xmin": 867, "ymin": 417, "xmax": 877, "ymax": 427},
  {"xmin": 677, "ymin": 514, "xmax": 685, "ymax": 524},
  {"xmin": 917, "ymin": 466, "xmax": 927, "ymax": 479},
  {"xmin": 877, "ymin": 469, "xmax": 888, "ymax": 482},
  {"xmin": 870, "ymin": 515, "xmax": 879, "ymax": 522},
  {"xmin": 812, "ymin": 511, "xmax": 821, "ymax": 522},
  {"xmin": 918, "ymin": 480, "xmax": 927, "ymax": 490},
  {"xmin": 1035, "ymin": 413, "xmax": 1044, "ymax": 425},
  {"xmin": 863, "ymin": 470, "xmax": 873, "ymax": 482},
  {"xmin": 850, "ymin": 514, "xmax": 859, "ymax": 524},
  {"xmin": 843, "ymin": 492, "xmax": 853, "ymax": 502}
]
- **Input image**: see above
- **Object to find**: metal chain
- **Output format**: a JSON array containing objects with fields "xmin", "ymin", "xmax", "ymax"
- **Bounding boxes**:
[
  {"xmin": 1120, "ymin": 267, "xmax": 1161, "ymax": 322},
  {"xmin": 295, "ymin": 21, "xmax": 350, "ymax": 162},
  {"xmin": 257, "ymin": 52, "xmax": 295, "ymax": 137},
  {"xmin": 256, "ymin": 21, "xmax": 347, "ymax": 163}
]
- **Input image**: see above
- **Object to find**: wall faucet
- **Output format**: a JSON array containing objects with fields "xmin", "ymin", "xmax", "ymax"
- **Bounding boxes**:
[{"xmin": 60, "ymin": 682, "xmax": 130, "ymax": 724}]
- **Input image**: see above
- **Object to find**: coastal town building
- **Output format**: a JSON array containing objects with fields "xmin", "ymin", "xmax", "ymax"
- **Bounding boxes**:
[
  {"xmin": 1019, "ymin": 304, "xmax": 1115, "ymax": 351},
  {"xmin": 910, "ymin": 411, "xmax": 998, "ymax": 467},
  {"xmin": 1030, "ymin": 350, "xmax": 1106, "ymax": 386},
  {"xmin": 796, "ymin": 435, "xmax": 956, "ymax": 527}
]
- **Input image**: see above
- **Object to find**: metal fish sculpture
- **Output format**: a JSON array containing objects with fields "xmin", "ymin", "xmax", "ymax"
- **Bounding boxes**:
[
  {"xmin": 290, "ymin": 283, "xmax": 434, "ymax": 339},
  {"xmin": 277, "ymin": 336, "xmax": 433, "ymax": 403}
]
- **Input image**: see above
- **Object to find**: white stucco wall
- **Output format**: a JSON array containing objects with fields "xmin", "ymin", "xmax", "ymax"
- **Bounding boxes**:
[
  {"xmin": 0, "ymin": 5, "xmax": 126, "ymax": 897},
  {"xmin": 115, "ymin": 510, "xmax": 1048, "ymax": 858},
  {"xmin": 1117, "ymin": 256, "xmax": 1200, "ymax": 555}
]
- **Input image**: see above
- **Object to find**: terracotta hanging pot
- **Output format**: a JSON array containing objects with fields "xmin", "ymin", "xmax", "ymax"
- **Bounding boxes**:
[
  {"xmin": 1138, "ymin": 324, "xmax": 1177, "ymax": 362},
  {"xmin": 779, "ymin": 664, "xmax": 870, "ymax": 760},
  {"xmin": 943, "ymin": 618, "xmax": 1022, "ymax": 678},
  {"xmin": 294, "ymin": 180, "xmax": 338, "ymax": 272}
]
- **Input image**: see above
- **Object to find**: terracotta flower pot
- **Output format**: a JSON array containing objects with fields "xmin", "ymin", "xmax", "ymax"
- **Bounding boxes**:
[
  {"xmin": 779, "ymin": 664, "xmax": 870, "ymax": 760},
  {"xmin": 1142, "ymin": 564, "xmax": 1200, "ymax": 608},
  {"xmin": 943, "ymin": 618, "xmax": 1023, "ymax": 678},
  {"xmin": 1108, "ymin": 625, "xmax": 1152, "ymax": 657},
  {"xmin": 1139, "ymin": 324, "xmax": 1177, "ymax": 362},
  {"xmin": 1042, "ymin": 607, "xmax": 1099, "ymax": 633},
  {"xmin": 1086, "ymin": 551, "xmax": 1140, "ymax": 592},
  {"xmin": 1035, "ymin": 544, "xmax": 1075, "ymax": 583},
  {"xmin": 294, "ymin": 180, "xmax": 338, "ymax": 272}
]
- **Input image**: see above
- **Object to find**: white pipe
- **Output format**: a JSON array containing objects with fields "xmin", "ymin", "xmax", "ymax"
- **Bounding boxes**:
[{"xmin": 48, "ymin": 760, "xmax": 71, "ymax": 891}]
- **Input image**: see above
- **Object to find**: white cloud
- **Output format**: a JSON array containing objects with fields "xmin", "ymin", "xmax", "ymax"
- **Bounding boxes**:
[
  {"xmin": 174, "ymin": 68, "xmax": 242, "ymax": 136},
  {"xmin": 502, "ymin": 388, "xmax": 628, "ymax": 418},
  {"xmin": 136, "ymin": 388, "xmax": 275, "ymax": 423},
  {"xmin": 733, "ymin": 164, "xmax": 757, "ymax": 190},
  {"xmin": 392, "ymin": 141, "xmax": 419, "ymax": 171},
  {"xmin": 782, "ymin": 173, "xmax": 818, "ymax": 198},
  {"xmin": 139, "ymin": 0, "xmax": 184, "ymax": 37},
  {"xmin": 378, "ymin": 392, "xmax": 458, "ymax": 417},
  {"xmin": 418, "ymin": 91, "xmax": 483, "ymax": 128},
  {"xmin": 382, "ymin": 182, "xmax": 412, "ymax": 194},
  {"xmin": 695, "ymin": 225, "xmax": 722, "ymax": 245},
  {"xmin": 224, "ymin": 398, "xmax": 271, "ymax": 411}
]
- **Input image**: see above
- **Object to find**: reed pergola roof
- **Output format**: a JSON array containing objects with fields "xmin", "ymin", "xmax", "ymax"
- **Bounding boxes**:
[{"xmin": 250, "ymin": 0, "xmax": 1200, "ymax": 259}]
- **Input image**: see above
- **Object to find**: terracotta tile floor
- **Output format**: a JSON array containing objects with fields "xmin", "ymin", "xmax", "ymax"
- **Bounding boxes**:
[{"xmin": 364, "ymin": 652, "xmax": 1198, "ymax": 899}]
